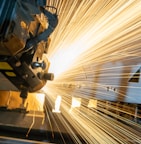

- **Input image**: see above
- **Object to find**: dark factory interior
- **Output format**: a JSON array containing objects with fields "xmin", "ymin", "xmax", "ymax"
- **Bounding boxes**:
[{"xmin": 0, "ymin": 0, "xmax": 141, "ymax": 143}]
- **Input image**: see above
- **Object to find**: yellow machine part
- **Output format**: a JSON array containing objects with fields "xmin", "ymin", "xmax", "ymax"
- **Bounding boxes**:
[{"xmin": 0, "ymin": 91, "xmax": 45, "ymax": 111}]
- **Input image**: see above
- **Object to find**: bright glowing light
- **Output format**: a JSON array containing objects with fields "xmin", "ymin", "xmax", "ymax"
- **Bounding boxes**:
[
  {"xmin": 35, "ymin": 93, "xmax": 45, "ymax": 104},
  {"xmin": 47, "ymin": 0, "xmax": 141, "ymax": 80},
  {"xmin": 52, "ymin": 95, "xmax": 62, "ymax": 113},
  {"xmin": 43, "ymin": 0, "xmax": 141, "ymax": 143},
  {"xmin": 25, "ymin": 93, "xmax": 45, "ymax": 111},
  {"xmin": 48, "ymin": 42, "xmax": 89, "ymax": 78},
  {"xmin": 71, "ymin": 97, "xmax": 81, "ymax": 108},
  {"xmin": 35, "ymin": 93, "xmax": 45, "ymax": 111}
]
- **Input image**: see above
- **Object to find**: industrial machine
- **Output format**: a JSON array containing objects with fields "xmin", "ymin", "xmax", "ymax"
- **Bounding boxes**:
[
  {"xmin": 0, "ymin": 1, "xmax": 70, "ymax": 143},
  {"xmin": 0, "ymin": 0, "xmax": 58, "ymax": 102}
]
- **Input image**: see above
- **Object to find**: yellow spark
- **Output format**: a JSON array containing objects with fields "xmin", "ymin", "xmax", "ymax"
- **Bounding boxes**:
[{"xmin": 41, "ymin": 0, "xmax": 141, "ymax": 143}]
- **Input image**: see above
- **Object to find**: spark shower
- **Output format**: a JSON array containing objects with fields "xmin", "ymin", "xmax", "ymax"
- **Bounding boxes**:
[{"xmin": 42, "ymin": 0, "xmax": 141, "ymax": 143}]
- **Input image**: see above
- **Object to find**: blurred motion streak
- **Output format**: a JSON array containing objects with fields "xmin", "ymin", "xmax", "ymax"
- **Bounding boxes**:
[{"xmin": 42, "ymin": 0, "xmax": 141, "ymax": 143}]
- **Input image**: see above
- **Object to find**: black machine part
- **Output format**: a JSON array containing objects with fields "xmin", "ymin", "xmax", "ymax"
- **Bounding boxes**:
[{"xmin": 37, "ymin": 72, "xmax": 54, "ymax": 81}]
